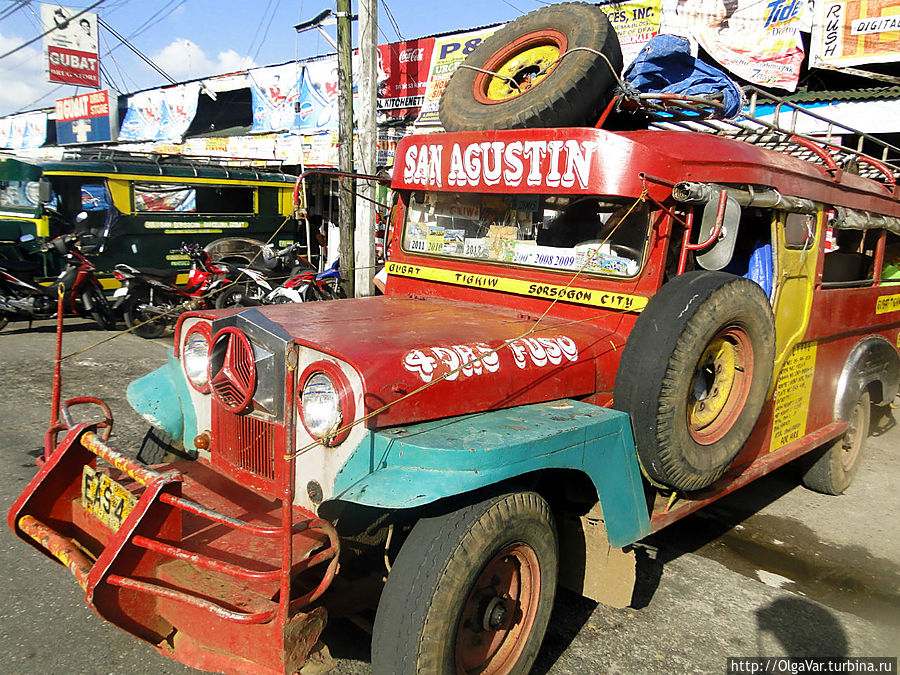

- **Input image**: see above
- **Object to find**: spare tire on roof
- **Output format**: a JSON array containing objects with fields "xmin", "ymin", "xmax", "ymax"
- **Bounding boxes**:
[
  {"xmin": 614, "ymin": 271, "xmax": 776, "ymax": 492},
  {"xmin": 439, "ymin": 2, "xmax": 623, "ymax": 131}
]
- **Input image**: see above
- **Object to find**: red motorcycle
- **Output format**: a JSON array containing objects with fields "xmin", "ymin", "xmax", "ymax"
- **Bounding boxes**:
[
  {"xmin": 0, "ymin": 233, "xmax": 115, "ymax": 332},
  {"xmin": 113, "ymin": 243, "xmax": 244, "ymax": 339}
]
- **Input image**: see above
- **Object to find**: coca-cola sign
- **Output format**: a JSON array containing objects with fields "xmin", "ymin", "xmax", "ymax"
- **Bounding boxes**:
[{"xmin": 377, "ymin": 37, "xmax": 435, "ymax": 115}]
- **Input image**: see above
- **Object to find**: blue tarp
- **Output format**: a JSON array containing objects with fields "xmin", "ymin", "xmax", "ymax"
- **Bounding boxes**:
[{"xmin": 623, "ymin": 35, "xmax": 744, "ymax": 119}]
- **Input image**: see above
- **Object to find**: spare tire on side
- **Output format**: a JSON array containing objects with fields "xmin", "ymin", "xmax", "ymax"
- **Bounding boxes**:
[
  {"xmin": 439, "ymin": 2, "xmax": 623, "ymax": 131},
  {"xmin": 614, "ymin": 271, "xmax": 775, "ymax": 492}
]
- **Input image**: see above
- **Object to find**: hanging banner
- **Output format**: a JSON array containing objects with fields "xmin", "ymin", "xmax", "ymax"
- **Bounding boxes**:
[
  {"xmin": 377, "ymin": 37, "xmax": 436, "ymax": 120},
  {"xmin": 304, "ymin": 55, "xmax": 360, "ymax": 131},
  {"xmin": 811, "ymin": 0, "xmax": 900, "ymax": 68},
  {"xmin": 54, "ymin": 90, "xmax": 117, "ymax": 144},
  {"xmin": 0, "ymin": 112, "xmax": 48, "ymax": 150},
  {"xmin": 600, "ymin": 0, "xmax": 663, "ymax": 68},
  {"xmin": 249, "ymin": 63, "xmax": 303, "ymax": 133},
  {"xmin": 660, "ymin": 0, "xmax": 805, "ymax": 91},
  {"xmin": 118, "ymin": 83, "xmax": 200, "ymax": 142},
  {"xmin": 41, "ymin": 3, "xmax": 100, "ymax": 88},
  {"xmin": 416, "ymin": 26, "xmax": 504, "ymax": 126}
]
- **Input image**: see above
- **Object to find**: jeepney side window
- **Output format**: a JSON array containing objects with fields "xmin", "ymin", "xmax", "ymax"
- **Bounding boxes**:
[
  {"xmin": 883, "ymin": 231, "xmax": 900, "ymax": 283},
  {"xmin": 822, "ymin": 211, "xmax": 877, "ymax": 286},
  {"xmin": 403, "ymin": 191, "xmax": 650, "ymax": 278},
  {"xmin": 134, "ymin": 183, "xmax": 255, "ymax": 214}
]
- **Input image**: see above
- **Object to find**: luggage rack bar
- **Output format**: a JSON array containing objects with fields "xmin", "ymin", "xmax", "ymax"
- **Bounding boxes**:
[
  {"xmin": 623, "ymin": 85, "xmax": 900, "ymax": 187},
  {"xmin": 59, "ymin": 148, "xmax": 291, "ymax": 180}
]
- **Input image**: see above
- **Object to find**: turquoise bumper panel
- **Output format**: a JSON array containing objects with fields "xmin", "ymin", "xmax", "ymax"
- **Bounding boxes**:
[
  {"xmin": 333, "ymin": 399, "xmax": 650, "ymax": 547},
  {"xmin": 125, "ymin": 350, "xmax": 197, "ymax": 450}
]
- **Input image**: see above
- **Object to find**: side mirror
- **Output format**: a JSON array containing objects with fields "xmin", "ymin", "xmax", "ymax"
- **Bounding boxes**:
[
  {"xmin": 696, "ymin": 195, "xmax": 741, "ymax": 271},
  {"xmin": 38, "ymin": 180, "xmax": 52, "ymax": 204}
]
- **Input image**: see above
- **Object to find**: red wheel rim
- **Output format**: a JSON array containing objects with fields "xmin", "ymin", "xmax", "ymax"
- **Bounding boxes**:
[
  {"xmin": 687, "ymin": 326, "xmax": 754, "ymax": 445},
  {"xmin": 473, "ymin": 29, "xmax": 567, "ymax": 105},
  {"xmin": 454, "ymin": 542, "xmax": 541, "ymax": 675}
]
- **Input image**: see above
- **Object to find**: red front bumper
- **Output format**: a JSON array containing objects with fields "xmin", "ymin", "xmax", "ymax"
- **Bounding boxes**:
[{"xmin": 8, "ymin": 423, "xmax": 339, "ymax": 675}]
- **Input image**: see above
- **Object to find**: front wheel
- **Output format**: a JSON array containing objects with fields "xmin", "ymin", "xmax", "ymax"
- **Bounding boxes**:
[
  {"xmin": 81, "ymin": 286, "xmax": 117, "ymax": 330},
  {"xmin": 372, "ymin": 491, "xmax": 558, "ymax": 675},
  {"xmin": 123, "ymin": 288, "xmax": 170, "ymax": 339}
]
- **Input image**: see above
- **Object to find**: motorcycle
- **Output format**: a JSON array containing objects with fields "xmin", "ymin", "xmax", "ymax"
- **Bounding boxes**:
[
  {"xmin": 0, "ymin": 232, "xmax": 116, "ymax": 332},
  {"xmin": 113, "ymin": 243, "xmax": 251, "ymax": 339},
  {"xmin": 259, "ymin": 253, "xmax": 344, "ymax": 305}
]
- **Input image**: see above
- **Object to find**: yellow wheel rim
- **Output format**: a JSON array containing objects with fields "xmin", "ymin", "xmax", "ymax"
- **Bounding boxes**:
[
  {"xmin": 484, "ymin": 44, "xmax": 560, "ymax": 102},
  {"xmin": 690, "ymin": 337, "xmax": 738, "ymax": 430}
]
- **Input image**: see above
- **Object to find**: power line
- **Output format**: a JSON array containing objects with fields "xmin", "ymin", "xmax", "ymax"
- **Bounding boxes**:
[
  {"xmin": 0, "ymin": 0, "xmax": 31, "ymax": 23},
  {"xmin": 252, "ymin": 0, "xmax": 283, "ymax": 62},
  {"xmin": 247, "ymin": 0, "xmax": 278, "ymax": 59},
  {"xmin": 0, "ymin": 0, "xmax": 106, "ymax": 61},
  {"xmin": 380, "ymin": 0, "xmax": 404, "ymax": 41}
]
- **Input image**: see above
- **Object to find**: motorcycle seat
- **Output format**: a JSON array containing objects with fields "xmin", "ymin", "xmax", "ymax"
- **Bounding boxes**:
[
  {"xmin": 0, "ymin": 258, "xmax": 42, "ymax": 274},
  {"xmin": 133, "ymin": 267, "xmax": 181, "ymax": 283}
]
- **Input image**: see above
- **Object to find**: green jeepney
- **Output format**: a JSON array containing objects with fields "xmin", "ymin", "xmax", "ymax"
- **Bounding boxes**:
[{"xmin": 0, "ymin": 151, "xmax": 304, "ymax": 288}]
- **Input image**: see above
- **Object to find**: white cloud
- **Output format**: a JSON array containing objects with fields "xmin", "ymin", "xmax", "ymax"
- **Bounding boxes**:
[
  {"xmin": 0, "ymin": 33, "xmax": 63, "ymax": 115},
  {"xmin": 152, "ymin": 38, "xmax": 256, "ymax": 80}
]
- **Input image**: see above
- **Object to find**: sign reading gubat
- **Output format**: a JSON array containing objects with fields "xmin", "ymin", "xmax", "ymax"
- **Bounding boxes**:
[{"xmin": 41, "ymin": 3, "xmax": 100, "ymax": 88}]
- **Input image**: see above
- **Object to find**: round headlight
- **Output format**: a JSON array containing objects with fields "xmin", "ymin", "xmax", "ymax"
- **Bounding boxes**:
[
  {"xmin": 302, "ymin": 372, "xmax": 342, "ymax": 440},
  {"xmin": 183, "ymin": 327, "xmax": 210, "ymax": 391}
]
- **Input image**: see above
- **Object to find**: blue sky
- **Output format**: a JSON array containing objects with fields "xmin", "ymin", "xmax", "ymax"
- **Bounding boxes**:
[{"xmin": 0, "ymin": 0, "xmax": 555, "ymax": 116}]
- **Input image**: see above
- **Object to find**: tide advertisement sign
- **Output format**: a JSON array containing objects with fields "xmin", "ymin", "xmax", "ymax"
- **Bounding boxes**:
[
  {"xmin": 54, "ymin": 90, "xmax": 117, "ymax": 144},
  {"xmin": 41, "ymin": 3, "xmax": 100, "ymax": 88}
]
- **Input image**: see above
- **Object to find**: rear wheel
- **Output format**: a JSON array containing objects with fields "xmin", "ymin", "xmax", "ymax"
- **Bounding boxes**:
[
  {"xmin": 372, "ymin": 491, "xmax": 558, "ymax": 674},
  {"xmin": 123, "ymin": 288, "xmax": 169, "ymax": 339},
  {"xmin": 214, "ymin": 282, "xmax": 264, "ymax": 309},
  {"xmin": 439, "ymin": 3, "xmax": 622, "ymax": 131},
  {"xmin": 81, "ymin": 286, "xmax": 116, "ymax": 330},
  {"xmin": 801, "ymin": 391, "xmax": 871, "ymax": 495}
]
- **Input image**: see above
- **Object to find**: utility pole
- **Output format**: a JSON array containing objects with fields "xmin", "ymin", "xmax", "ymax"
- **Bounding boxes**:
[
  {"xmin": 355, "ymin": 0, "xmax": 377, "ymax": 297},
  {"xmin": 336, "ymin": 0, "xmax": 355, "ymax": 298}
]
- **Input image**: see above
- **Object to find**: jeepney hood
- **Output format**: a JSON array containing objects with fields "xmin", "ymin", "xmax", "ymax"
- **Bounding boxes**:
[{"xmin": 252, "ymin": 295, "xmax": 616, "ymax": 427}]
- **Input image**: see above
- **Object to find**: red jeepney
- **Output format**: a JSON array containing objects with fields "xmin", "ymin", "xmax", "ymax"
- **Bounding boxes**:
[{"xmin": 8, "ymin": 5, "xmax": 900, "ymax": 674}]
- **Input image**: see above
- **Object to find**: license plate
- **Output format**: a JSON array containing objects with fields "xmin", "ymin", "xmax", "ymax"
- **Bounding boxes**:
[{"xmin": 81, "ymin": 466, "xmax": 136, "ymax": 532}]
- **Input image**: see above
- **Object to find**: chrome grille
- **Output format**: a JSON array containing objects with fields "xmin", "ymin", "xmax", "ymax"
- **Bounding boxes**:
[{"xmin": 212, "ymin": 405, "xmax": 278, "ymax": 482}]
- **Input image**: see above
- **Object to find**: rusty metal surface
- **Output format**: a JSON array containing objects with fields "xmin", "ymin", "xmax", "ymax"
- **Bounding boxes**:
[{"xmin": 17, "ymin": 514, "xmax": 92, "ymax": 590}]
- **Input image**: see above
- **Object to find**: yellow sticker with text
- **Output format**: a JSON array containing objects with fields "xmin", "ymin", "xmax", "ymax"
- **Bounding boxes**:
[
  {"xmin": 770, "ymin": 341, "xmax": 818, "ymax": 451},
  {"xmin": 386, "ymin": 261, "xmax": 647, "ymax": 312},
  {"xmin": 875, "ymin": 294, "xmax": 900, "ymax": 315}
]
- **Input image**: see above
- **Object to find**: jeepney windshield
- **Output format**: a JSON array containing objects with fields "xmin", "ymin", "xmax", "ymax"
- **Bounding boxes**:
[
  {"xmin": 0, "ymin": 180, "xmax": 44, "ymax": 213},
  {"xmin": 404, "ymin": 191, "xmax": 650, "ymax": 278}
]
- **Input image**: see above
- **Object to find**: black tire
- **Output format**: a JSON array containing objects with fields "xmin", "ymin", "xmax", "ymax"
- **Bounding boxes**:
[
  {"xmin": 137, "ymin": 427, "xmax": 179, "ymax": 465},
  {"xmin": 614, "ymin": 271, "xmax": 775, "ymax": 492},
  {"xmin": 372, "ymin": 491, "xmax": 558, "ymax": 675},
  {"xmin": 801, "ymin": 391, "xmax": 870, "ymax": 495},
  {"xmin": 214, "ymin": 283, "xmax": 263, "ymax": 309},
  {"xmin": 439, "ymin": 3, "xmax": 622, "ymax": 131},
  {"xmin": 123, "ymin": 288, "xmax": 169, "ymax": 339},
  {"xmin": 81, "ymin": 286, "xmax": 117, "ymax": 330}
]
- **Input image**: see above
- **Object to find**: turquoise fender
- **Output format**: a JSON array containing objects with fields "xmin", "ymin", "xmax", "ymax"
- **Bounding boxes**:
[
  {"xmin": 332, "ymin": 399, "xmax": 650, "ymax": 548},
  {"xmin": 125, "ymin": 350, "xmax": 198, "ymax": 450}
]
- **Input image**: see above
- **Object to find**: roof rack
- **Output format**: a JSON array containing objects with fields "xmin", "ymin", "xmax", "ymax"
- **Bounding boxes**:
[
  {"xmin": 621, "ymin": 85, "xmax": 900, "ymax": 190},
  {"xmin": 58, "ymin": 148, "xmax": 290, "ymax": 181}
]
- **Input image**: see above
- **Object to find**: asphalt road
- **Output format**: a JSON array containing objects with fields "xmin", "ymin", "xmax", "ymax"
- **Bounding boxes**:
[{"xmin": 1, "ymin": 318, "xmax": 897, "ymax": 674}]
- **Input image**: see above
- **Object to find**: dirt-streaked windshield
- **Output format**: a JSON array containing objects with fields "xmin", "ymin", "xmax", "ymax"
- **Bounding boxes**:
[{"xmin": 403, "ymin": 191, "xmax": 650, "ymax": 278}]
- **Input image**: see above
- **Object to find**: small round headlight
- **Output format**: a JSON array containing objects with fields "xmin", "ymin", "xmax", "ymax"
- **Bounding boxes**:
[
  {"xmin": 183, "ymin": 327, "xmax": 210, "ymax": 391},
  {"xmin": 302, "ymin": 372, "xmax": 342, "ymax": 440}
]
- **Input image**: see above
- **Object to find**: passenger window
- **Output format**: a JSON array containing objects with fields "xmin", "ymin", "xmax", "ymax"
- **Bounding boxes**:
[
  {"xmin": 720, "ymin": 207, "xmax": 774, "ymax": 299},
  {"xmin": 822, "ymin": 225, "xmax": 875, "ymax": 285},
  {"xmin": 882, "ymin": 232, "xmax": 900, "ymax": 283},
  {"xmin": 134, "ymin": 183, "xmax": 255, "ymax": 214}
]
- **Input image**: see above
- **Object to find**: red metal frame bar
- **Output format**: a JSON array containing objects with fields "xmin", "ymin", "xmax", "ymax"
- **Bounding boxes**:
[
  {"xmin": 790, "ymin": 135, "xmax": 842, "ymax": 181},
  {"xmin": 131, "ymin": 535, "xmax": 281, "ymax": 582},
  {"xmin": 17, "ymin": 514, "xmax": 92, "ymax": 589},
  {"xmin": 292, "ymin": 168, "xmax": 390, "ymax": 209},
  {"xmin": 676, "ymin": 190, "xmax": 728, "ymax": 276},
  {"xmin": 105, "ymin": 574, "xmax": 277, "ymax": 624}
]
